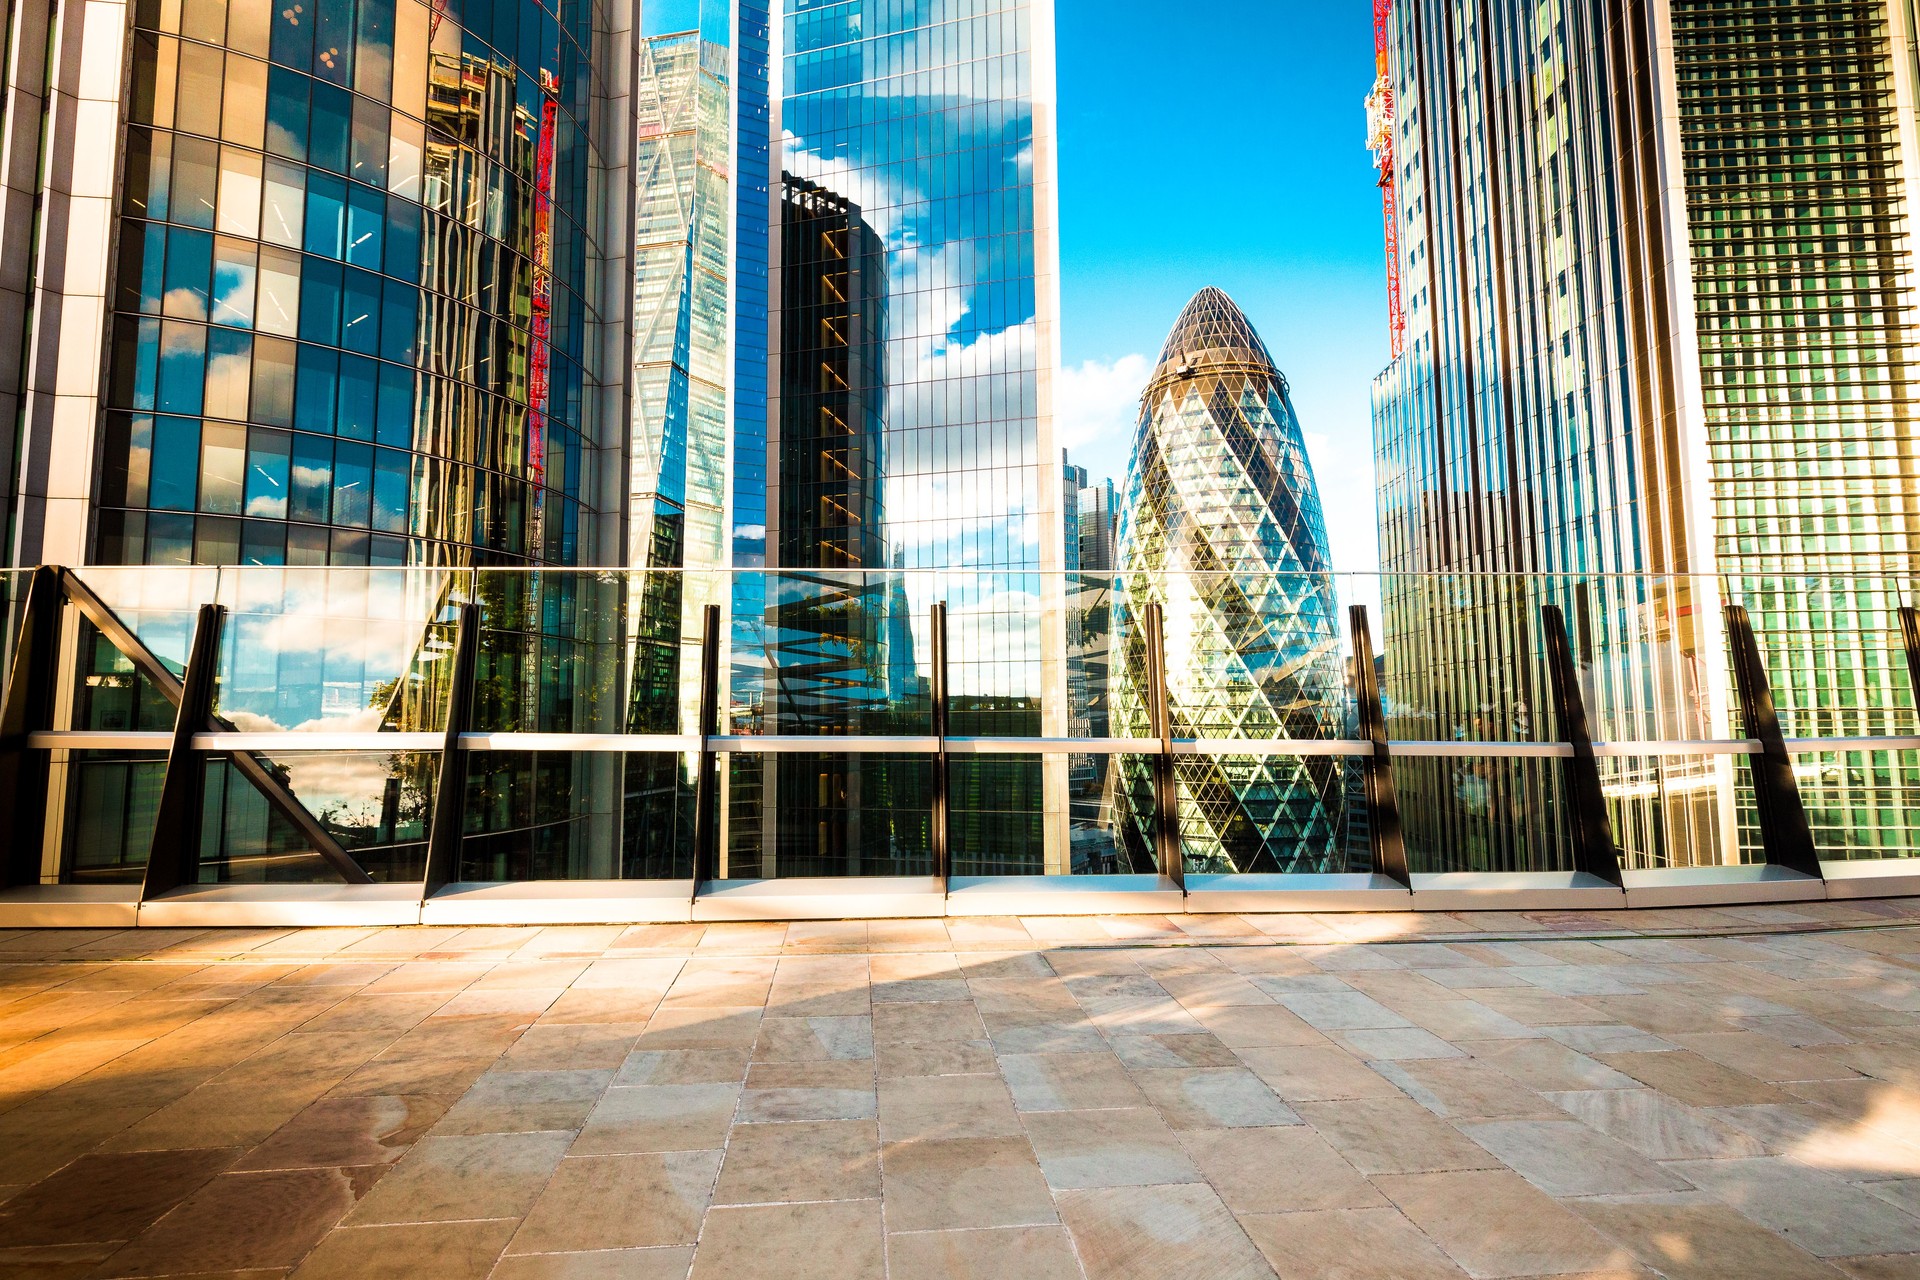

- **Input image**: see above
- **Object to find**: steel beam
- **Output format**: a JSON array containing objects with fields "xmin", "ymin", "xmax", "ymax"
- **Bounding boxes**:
[
  {"xmin": 1725, "ymin": 604, "xmax": 1821, "ymax": 879},
  {"xmin": 0, "ymin": 567, "xmax": 65, "ymax": 886},
  {"xmin": 423, "ymin": 602, "xmax": 480, "ymax": 897},
  {"xmin": 1540, "ymin": 603, "xmax": 1623, "ymax": 887},
  {"xmin": 1350, "ymin": 605, "xmax": 1408, "ymax": 886},
  {"xmin": 1145, "ymin": 603, "xmax": 1183, "ymax": 890},
  {"xmin": 1900, "ymin": 607, "xmax": 1920, "ymax": 719},
  {"xmin": 63, "ymin": 573, "xmax": 369, "ymax": 883},
  {"xmin": 691, "ymin": 604, "xmax": 722, "ymax": 895},
  {"xmin": 930, "ymin": 601, "xmax": 951, "ymax": 890},
  {"xmin": 142, "ymin": 604, "xmax": 225, "ymax": 898}
]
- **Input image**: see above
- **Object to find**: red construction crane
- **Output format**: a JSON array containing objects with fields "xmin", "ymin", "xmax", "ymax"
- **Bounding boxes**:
[{"xmin": 1366, "ymin": 0, "xmax": 1405, "ymax": 357}]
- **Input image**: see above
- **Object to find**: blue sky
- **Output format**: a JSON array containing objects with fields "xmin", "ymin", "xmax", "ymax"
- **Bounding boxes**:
[{"xmin": 1054, "ymin": 0, "xmax": 1389, "ymax": 575}]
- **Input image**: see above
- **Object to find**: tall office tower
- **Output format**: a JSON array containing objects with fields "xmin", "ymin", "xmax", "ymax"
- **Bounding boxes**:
[
  {"xmin": 1115, "ymin": 289, "xmax": 1346, "ymax": 875},
  {"xmin": 0, "ymin": 0, "xmax": 631, "ymax": 881},
  {"xmin": 764, "ymin": 0, "xmax": 1066, "ymax": 874},
  {"xmin": 623, "ymin": 0, "xmax": 770, "ymax": 875},
  {"xmin": 1372, "ymin": 0, "xmax": 1920, "ymax": 872},
  {"xmin": 1072, "ymin": 472, "xmax": 1121, "ymax": 869}
]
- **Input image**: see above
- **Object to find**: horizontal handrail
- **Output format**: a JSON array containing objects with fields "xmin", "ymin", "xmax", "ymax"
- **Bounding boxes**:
[{"xmin": 21, "ymin": 730, "xmax": 1920, "ymax": 758}]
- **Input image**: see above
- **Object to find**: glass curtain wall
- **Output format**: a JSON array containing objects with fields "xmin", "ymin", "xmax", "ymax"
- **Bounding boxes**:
[
  {"xmin": 80, "ymin": 0, "xmax": 613, "ymax": 880},
  {"xmin": 764, "ymin": 0, "xmax": 1062, "ymax": 878},
  {"xmin": 1669, "ymin": 0, "xmax": 1920, "ymax": 858}
]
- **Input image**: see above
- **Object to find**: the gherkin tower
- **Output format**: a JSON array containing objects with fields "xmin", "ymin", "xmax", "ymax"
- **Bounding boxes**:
[{"xmin": 1115, "ymin": 288, "xmax": 1346, "ymax": 874}]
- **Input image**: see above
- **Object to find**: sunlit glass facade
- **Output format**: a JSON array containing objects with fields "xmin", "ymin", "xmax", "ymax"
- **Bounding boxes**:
[
  {"xmin": 1371, "ymin": 0, "xmax": 1920, "ymax": 875},
  {"xmin": 101, "ymin": 0, "xmax": 602, "ymax": 570},
  {"xmin": 733, "ymin": 0, "xmax": 1068, "ymax": 878},
  {"xmin": 1116, "ymin": 290, "xmax": 1349, "ymax": 875}
]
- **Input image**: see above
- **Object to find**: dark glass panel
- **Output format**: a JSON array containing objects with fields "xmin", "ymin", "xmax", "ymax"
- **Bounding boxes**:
[
  {"xmin": 244, "ymin": 426, "xmax": 291, "ymax": 518},
  {"xmin": 337, "ymin": 353, "xmax": 377, "ymax": 439},
  {"xmin": 294, "ymin": 343, "xmax": 338, "ymax": 432},
  {"xmin": 149, "ymin": 414, "xmax": 201, "ymax": 511},
  {"xmin": 289, "ymin": 433, "xmax": 333, "ymax": 522},
  {"xmin": 265, "ymin": 65, "xmax": 311, "ymax": 162}
]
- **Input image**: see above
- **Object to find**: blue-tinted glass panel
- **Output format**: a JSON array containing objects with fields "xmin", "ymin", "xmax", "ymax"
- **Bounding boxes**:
[
  {"xmin": 337, "ymin": 354, "xmax": 377, "ymax": 439},
  {"xmin": 294, "ymin": 344, "xmax": 338, "ymax": 432},
  {"xmin": 149, "ymin": 415, "xmax": 201, "ymax": 510}
]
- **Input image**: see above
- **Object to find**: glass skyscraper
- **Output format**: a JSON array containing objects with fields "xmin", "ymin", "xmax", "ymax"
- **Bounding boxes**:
[
  {"xmin": 1372, "ymin": 0, "xmax": 1920, "ymax": 872},
  {"xmin": 731, "ymin": 0, "xmax": 1066, "ymax": 876},
  {"xmin": 1116, "ymin": 289, "xmax": 1346, "ymax": 875}
]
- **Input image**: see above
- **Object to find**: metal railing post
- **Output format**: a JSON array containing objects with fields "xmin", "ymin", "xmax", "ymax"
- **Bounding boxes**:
[
  {"xmin": 142, "ymin": 603, "xmax": 226, "ymax": 899},
  {"xmin": 930, "ymin": 601, "xmax": 951, "ymax": 890},
  {"xmin": 1145, "ymin": 603, "xmax": 1183, "ymax": 890},
  {"xmin": 1540, "ymin": 604, "xmax": 1623, "ymax": 887},
  {"xmin": 1350, "ymin": 605, "xmax": 1408, "ymax": 886},
  {"xmin": 1726, "ymin": 604, "xmax": 1822, "ymax": 879},
  {"xmin": 1900, "ymin": 606, "xmax": 1920, "ymax": 716},
  {"xmin": 423, "ymin": 602, "xmax": 480, "ymax": 898},
  {"xmin": 692, "ymin": 604, "xmax": 722, "ymax": 894},
  {"xmin": 0, "ymin": 566, "xmax": 65, "ymax": 886}
]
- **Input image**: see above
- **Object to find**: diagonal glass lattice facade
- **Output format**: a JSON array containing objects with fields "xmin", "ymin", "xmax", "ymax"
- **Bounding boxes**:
[{"xmin": 1115, "ymin": 290, "xmax": 1348, "ymax": 875}]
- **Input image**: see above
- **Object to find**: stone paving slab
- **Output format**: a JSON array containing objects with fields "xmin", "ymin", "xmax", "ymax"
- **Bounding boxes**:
[{"xmin": 0, "ymin": 902, "xmax": 1917, "ymax": 1276}]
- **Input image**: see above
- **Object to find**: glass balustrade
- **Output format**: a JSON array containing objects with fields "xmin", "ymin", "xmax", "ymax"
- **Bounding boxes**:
[{"xmin": 3, "ymin": 566, "xmax": 1916, "ymax": 902}]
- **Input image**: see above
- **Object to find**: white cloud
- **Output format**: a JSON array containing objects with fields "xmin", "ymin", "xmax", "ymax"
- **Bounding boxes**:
[{"xmin": 1055, "ymin": 354, "xmax": 1148, "ymax": 487}]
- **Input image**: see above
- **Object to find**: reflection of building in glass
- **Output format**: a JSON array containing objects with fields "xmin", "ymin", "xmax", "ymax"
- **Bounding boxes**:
[
  {"xmin": 1115, "ymin": 289, "xmax": 1346, "ymax": 875},
  {"xmin": 1063, "ymin": 456, "xmax": 1126, "ymax": 872},
  {"xmin": 755, "ymin": 175, "xmax": 924, "ymax": 876},
  {"xmin": 1372, "ymin": 0, "xmax": 1920, "ymax": 872},
  {"xmin": 1, "ymin": 0, "xmax": 627, "ymax": 884},
  {"xmin": 769, "ymin": 0, "xmax": 1065, "ymax": 874},
  {"xmin": 624, "ymin": 3, "xmax": 762, "ymax": 876}
]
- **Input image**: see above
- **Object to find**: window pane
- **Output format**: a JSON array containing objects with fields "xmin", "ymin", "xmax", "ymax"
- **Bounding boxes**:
[
  {"xmin": 199, "ymin": 418, "xmax": 247, "ymax": 514},
  {"xmin": 175, "ymin": 41, "xmax": 224, "ymax": 138},
  {"xmin": 245, "ymin": 426, "xmax": 291, "ymax": 517},
  {"xmin": 314, "ymin": 0, "xmax": 354, "ymax": 84},
  {"xmin": 262, "ymin": 159, "xmax": 305, "ymax": 247},
  {"xmin": 227, "ymin": 0, "xmax": 270, "ymax": 56},
  {"xmin": 385, "ymin": 195, "xmax": 420, "ymax": 282},
  {"xmin": 162, "ymin": 227, "xmax": 211, "ymax": 319},
  {"xmin": 345, "ymin": 182, "xmax": 384, "ymax": 267},
  {"xmin": 350, "ymin": 89, "xmax": 389, "ymax": 189},
  {"xmin": 269, "ymin": 0, "xmax": 312, "ymax": 68},
  {"xmin": 221, "ymin": 53, "xmax": 267, "ymax": 148},
  {"xmin": 373, "ymin": 445, "xmax": 408, "ymax": 531},
  {"xmin": 337, "ymin": 353, "xmax": 376, "ymax": 438},
  {"xmin": 299, "ymin": 256, "xmax": 341, "ymax": 342},
  {"xmin": 354, "ymin": 0, "xmax": 393, "ymax": 99},
  {"xmin": 211, "ymin": 235, "xmax": 258, "ymax": 328},
  {"xmin": 117, "ymin": 220, "xmax": 167, "ymax": 314},
  {"xmin": 124, "ymin": 127, "xmax": 172, "ymax": 221},
  {"xmin": 295, "ymin": 343, "xmax": 337, "ymax": 431},
  {"xmin": 290, "ymin": 433, "xmax": 332, "ymax": 521},
  {"xmin": 132, "ymin": 35, "xmax": 178, "ymax": 129},
  {"xmin": 203, "ymin": 326, "xmax": 252, "ymax": 422},
  {"xmin": 265, "ymin": 65, "xmax": 310, "ymax": 162},
  {"xmin": 256, "ymin": 244, "xmax": 302, "ymax": 335},
  {"xmin": 215, "ymin": 146, "xmax": 262, "ymax": 239},
  {"xmin": 388, "ymin": 112, "xmax": 422, "ymax": 201},
  {"xmin": 150, "ymin": 415, "xmax": 201, "ymax": 510},
  {"xmin": 252, "ymin": 334, "xmax": 296, "ymax": 424},
  {"xmin": 194, "ymin": 515, "xmax": 241, "ymax": 564},
  {"xmin": 170, "ymin": 136, "xmax": 219, "ymax": 229},
  {"xmin": 310, "ymin": 81, "xmax": 351, "ymax": 173},
  {"xmin": 180, "ymin": 0, "xmax": 226, "ymax": 45},
  {"xmin": 380, "ymin": 280, "xmax": 417, "ymax": 363},
  {"xmin": 341, "ymin": 267, "xmax": 380, "ymax": 353},
  {"xmin": 157, "ymin": 322, "xmax": 207, "ymax": 414},
  {"xmin": 391, "ymin": 0, "xmax": 427, "ymax": 118},
  {"xmin": 242, "ymin": 519, "xmax": 286, "ymax": 564},
  {"xmin": 375, "ymin": 361, "xmax": 412, "ymax": 446},
  {"xmin": 333, "ymin": 439, "xmax": 372, "ymax": 526},
  {"xmin": 305, "ymin": 170, "xmax": 346, "ymax": 257}
]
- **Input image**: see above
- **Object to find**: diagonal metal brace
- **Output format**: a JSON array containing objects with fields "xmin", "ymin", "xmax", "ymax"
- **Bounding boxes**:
[{"xmin": 63, "ymin": 573, "xmax": 372, "ymax": 885}]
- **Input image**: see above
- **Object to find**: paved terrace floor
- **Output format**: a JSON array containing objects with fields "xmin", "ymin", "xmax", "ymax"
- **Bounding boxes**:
[{"xmin": 4, "ymin": 905, "xmax": 1920, "ymax": 1278}]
